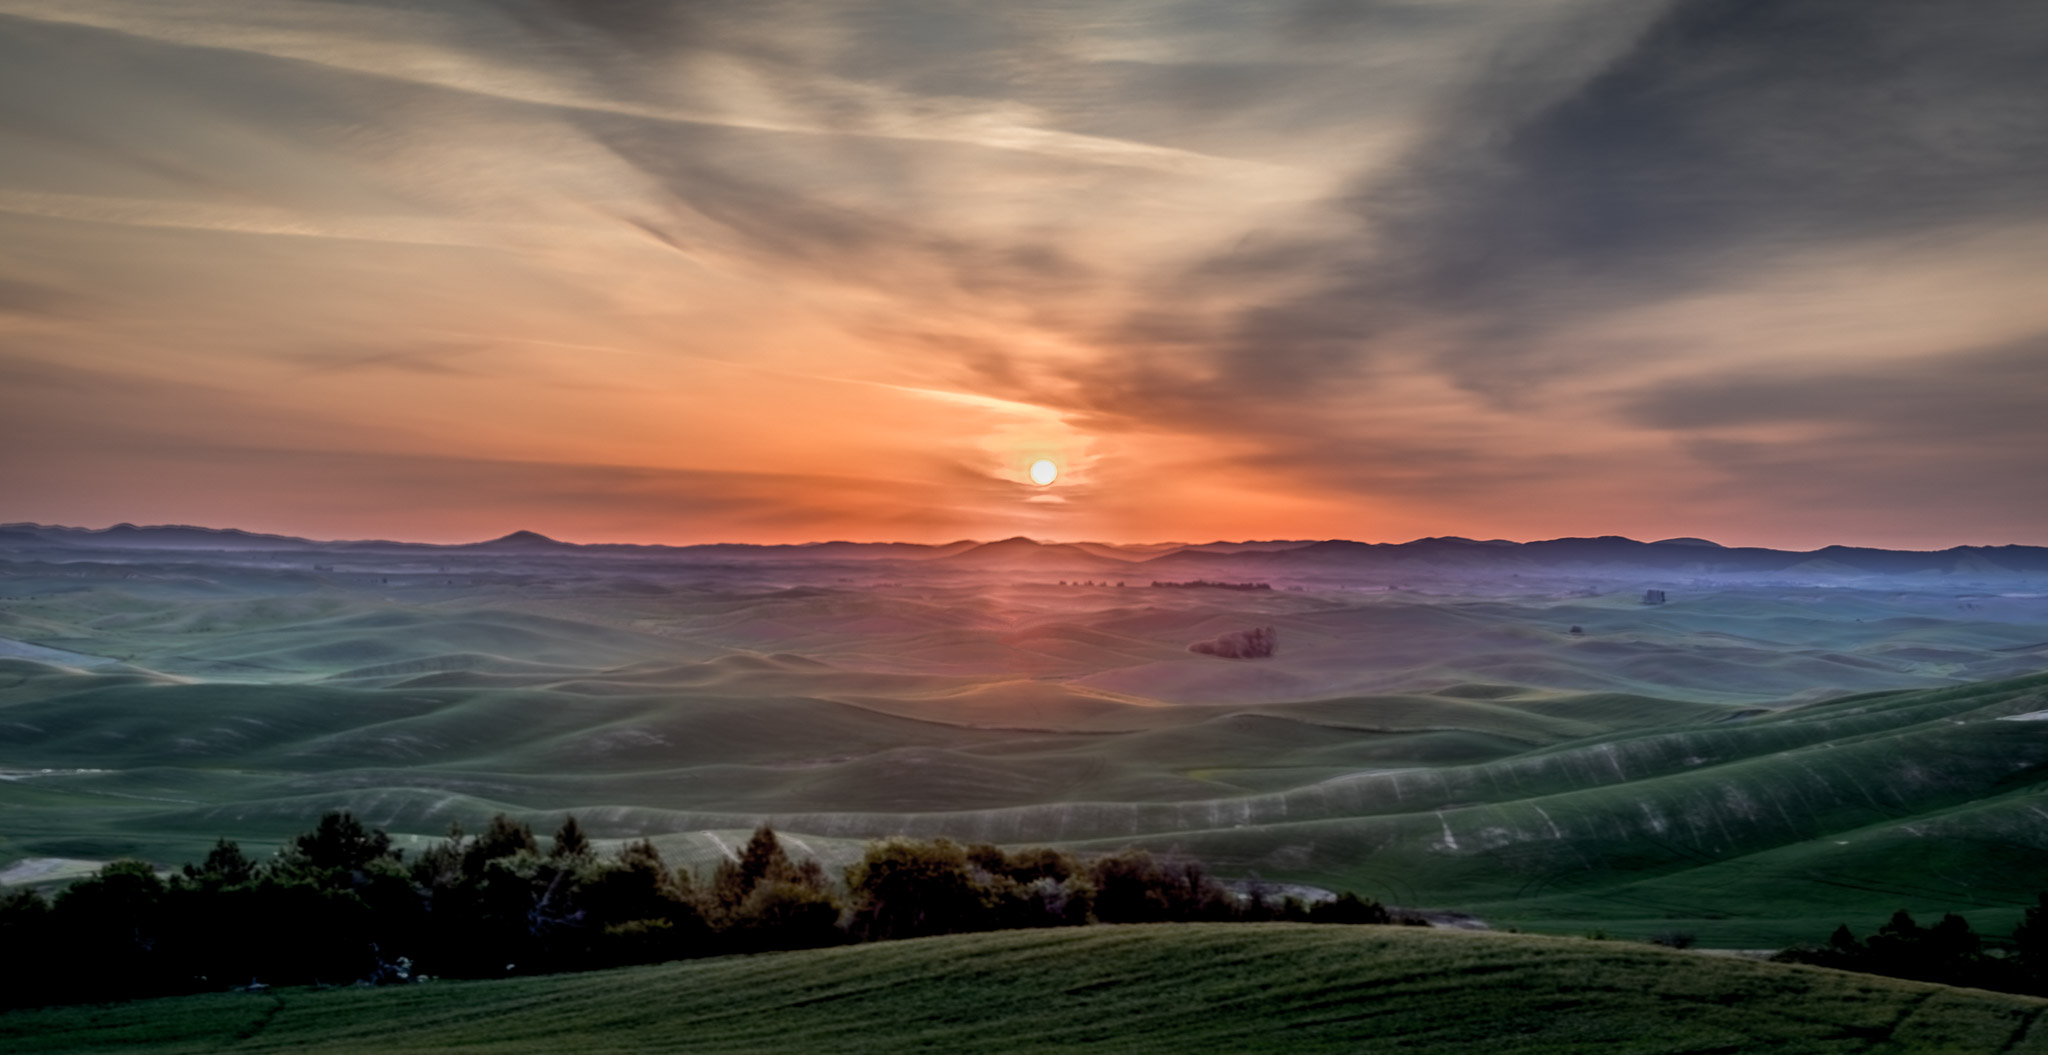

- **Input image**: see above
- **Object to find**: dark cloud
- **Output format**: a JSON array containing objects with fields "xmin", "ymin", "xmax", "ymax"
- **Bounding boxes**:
[
  {"xmin": 1078, "ymin": 0, "xmax": 2048, "ymax": 410},
  {"xmin": 1604, "ymin": 333, "xmax": 2048, "ymax": 536},
  {"xmin": 1409, "ymin": 3, "xmax": 2042, "ymax": 297},
  {"xmin": 0, "ymin": 276, "xmax": 77, "ymax": 318},
  {"xmin": 587, "ymin": 117, "xmax": 900, "ymax": 267},
  {"xmin": 0, "ymin": 351, "xmax": 145, "ymax": 396},
  {"xmin": 817, "ymin": 2, "xmax": 1060, "ymax": 101},
  {"xmin": 1279, "ymin": 0, "xmax": 1468, "ymax": 40},
  {"xmin": 1676, "ymin": 431, "xmax": 2048, "ymax": 535},
  {"xmin": 529, "ymin": 0, "xmax": 701, "ymax": 46},
  {"xmin": 975, "ymin": 0, "xmax": 2048, "ymax": 526},
  {"xmin": 1625, "ymin": 334, "xmax": 2048, "ymax": 440},
  {"xmin": 577, "ymin": 112, "xmax": 1098, "ymax": 302},
  {"xmin": 293, "ymin": 343, "xmax": 492, "ymax": 378}
]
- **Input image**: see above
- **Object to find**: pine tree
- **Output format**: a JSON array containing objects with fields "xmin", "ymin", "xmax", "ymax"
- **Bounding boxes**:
[
  {"xmin": 285, "ymin": 812, "xmax": 397, "ymax": 874},
  {"xmin": 2015, "ymin": 893, "xmax": 2048, "ymax": 973},
  {"xmin": 550, "ymin": 815, "xmax": 591, "ymax": 859},
  {"xmin": 183, "ymin": 838, "xmax": 257, "ymax": 886},
  {"xmin": 713, "ymin": 826, "xmax": 791, "ymax": 914},
  {"xmin": 464, "ymin": 814, "xmax": 538, "ymax": 873}
]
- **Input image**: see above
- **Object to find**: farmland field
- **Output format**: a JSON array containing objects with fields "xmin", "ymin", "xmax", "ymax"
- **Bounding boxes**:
[
  {"xmin": 6, "ymin": 529, "xmax": 2048, "ymax": 945},
  {"xmin": 7, "ymin": 924, "xmax": 2048, "ymax": 1054}
]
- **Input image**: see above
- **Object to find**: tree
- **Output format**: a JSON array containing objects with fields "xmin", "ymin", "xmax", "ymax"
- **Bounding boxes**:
[
  {"xmin": 581, "ymin": 839, "xmax": 705, "ymax": 965},
  {"xmin": 2015, "ymin": 893, "xmax": 2048, "ymax": 985},
  {"xmin": 551, "ymin": 815, "xmax": 591, "ymax": 860},
  {"xmin": 465, "ymin": 814, "xmax": 538, "ymax": 874},
  {"xmin": 183, "ymin": 838, "xmax": 257, "ymax": 886},
  {"xmin": 1856, "ymin": 909, "xmax": 1990, "ymax": 987},
  {"xmin": 967, "ymin": 844, "xmax": 1092, "ymax": 929},
  {"xmin": 0, "ymin": 886, "xmax": 55, "ymax": 1007},
  {"xmin": 232, "ymin": 874, "xmax": 379, "ymax": 985},
  {"xmin": 51, "ymin": 860, "xmax": 171, "ymax": 998},
  {"xmin": 1089, "ymin": 851, "xmax": 1173, "ymax": 923},
  {"xmin": 711, "ymin": 827, "xmax": 788, "ymax": 915},
  {"xmin": 587, "ymin": 839, "xmax": 690, "ymax": 924},
  {"xmin": 1310, "ymin": 892, "xmax": 1391, "ymax": 925},
  {"xmin": 1087, "ymin": 851, "xmax": 1232, "ymax": 923},
  {"xmin": 729, "ymin": 879, "xmax": 842, "ymax": 951},
  {"xmin": 283, "ymin": 811, "xmax": 397, "ymax": 875},
  {"xmin": 1928, "ymin": 912, "xmax": 1981, "ymax": 961},
  {"xmin": 707, "ymin": 828, "xmax": 841, "ymax": 951},
  {"xmin": 846, "ymin": 837, "xmax": 985, "ymax": 942}
]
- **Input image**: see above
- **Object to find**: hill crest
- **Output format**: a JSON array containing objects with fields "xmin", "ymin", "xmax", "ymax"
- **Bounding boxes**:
[{"xmin": 6, "ymin": 523, "xmax": 2047, "ymax": 575}]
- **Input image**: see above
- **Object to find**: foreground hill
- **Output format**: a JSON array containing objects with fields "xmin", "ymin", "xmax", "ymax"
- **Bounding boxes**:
[{"xmin": 5, "ymin": 925, "xmax": 2045, "ymax": 1053}]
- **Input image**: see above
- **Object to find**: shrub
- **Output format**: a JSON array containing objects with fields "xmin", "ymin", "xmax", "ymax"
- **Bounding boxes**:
[
  {"xmin": 1311, "ymin": 892, "xmax": 1392, "ymax": 926},
  {"xmin": 280, "ymin": 811, "xmax": 398, "ymax": 876},
  {"xmin": 4, "ymin": 817, "xmax": 1406, "ymax": 1009},
  {"xmin": 847, "ymin": 837, "xmax": 986, "ymax": 942},
  {"xmin": 1087, "ymin": 851, "xmax": 1235, "ymax": 923}
]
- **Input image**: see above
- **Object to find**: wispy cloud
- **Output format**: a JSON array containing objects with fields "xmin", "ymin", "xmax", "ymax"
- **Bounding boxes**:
[{"xmin": 2, "ymin": 0, "xmax": 2043, "ymax": 545}]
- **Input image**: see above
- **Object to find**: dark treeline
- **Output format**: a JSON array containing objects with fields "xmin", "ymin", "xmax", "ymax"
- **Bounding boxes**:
[
  {"xmin": 1772, "ymin": 898, "xmax": 2048, "ymax": 995},
  {"xmin": 0, "ymin": 812, "xmax": 1395, "ymax": 1009},
  {"xmin": 1150, "ymin": 580, "xmax": 1273, "ymax": 591}
]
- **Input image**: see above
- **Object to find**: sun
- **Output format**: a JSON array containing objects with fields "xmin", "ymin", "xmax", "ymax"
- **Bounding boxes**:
[{"xmin": 1029, "ymin": 459, "xmax": 1059, "ymax": 486}]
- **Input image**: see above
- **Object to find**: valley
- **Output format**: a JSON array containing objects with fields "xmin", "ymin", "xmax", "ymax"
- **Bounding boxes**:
[{"xmin": 5, "ymin": 526, "xmax": 2048, "ymax": 946}]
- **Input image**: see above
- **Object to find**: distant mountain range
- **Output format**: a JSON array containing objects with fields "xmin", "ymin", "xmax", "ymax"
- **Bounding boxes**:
[{"xmin": 5, "ymin": 523, "xmax": 2047, "ymax": 576}]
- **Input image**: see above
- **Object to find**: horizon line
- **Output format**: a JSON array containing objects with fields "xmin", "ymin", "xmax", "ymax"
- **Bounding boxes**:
[{"xmin": 8, "ymin": 521, "xmax": 2045, "ymax": 556}]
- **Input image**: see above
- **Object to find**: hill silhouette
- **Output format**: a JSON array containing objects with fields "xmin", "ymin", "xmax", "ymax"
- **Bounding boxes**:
[
  {"xmin": 941, "ymin": 536, "xmax": 1130, "ymax": 570},
  {"xmin": 8, "ymin": 523, "xmax": 2048, "ymax": 576}
]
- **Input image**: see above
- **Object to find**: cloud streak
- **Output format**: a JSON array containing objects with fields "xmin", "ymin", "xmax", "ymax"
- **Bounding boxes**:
[{"xmin": 2, "ymin": 0, "xmax": 2044, "ymax": 546}]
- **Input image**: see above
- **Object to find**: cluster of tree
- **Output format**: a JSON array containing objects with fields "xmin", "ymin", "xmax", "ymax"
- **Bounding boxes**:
[
  {"xmin": 845, "ymin": 836, "xmax": 1391, "ymax": 942},
  {"xmin": 1773, "ymin": 898, "xmax": 2048, "ymax": 995},
  {"xmin": 0, "ymin": 813, "xmax": 1393, "ymax": 1009},
  {"xmin": 1150, "ymin": 580, "xmax": 1273, "ymax": 591},
  {"xmin": 1189, "ymin": 626, "xmax": 1278, "ymax": 659}
]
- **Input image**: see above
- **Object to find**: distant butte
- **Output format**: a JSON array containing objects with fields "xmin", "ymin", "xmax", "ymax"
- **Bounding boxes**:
[{"xmin": 466, "ymin": 530, "xmax": 573, "ymax": 550}]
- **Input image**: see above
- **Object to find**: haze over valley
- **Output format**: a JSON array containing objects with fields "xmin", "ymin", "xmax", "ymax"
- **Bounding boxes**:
[{"xmin": 8, "ymin": 524, "xmax": 2048, "ymax": 946}]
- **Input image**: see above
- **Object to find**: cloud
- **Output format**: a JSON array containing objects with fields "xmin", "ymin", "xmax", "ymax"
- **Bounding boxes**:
[
  {"xmin": 0, "ymin": 0, "xmax": 1266, "ymax": 177},
  {"xmin": 1625, "ymin": 333, "xmax": 2048, "ymax": 439},
  {"xmin": 939, "ymin": 0, "xmax": 2048, "ymax": 540},
  {"xmin": 1015, "ymin": 0, "xmax": 2048, "ymax": 404},
  {"xmin": 3, "ymin": 0, "xmax": 2043, "ymax": 546},
  {"xmin": 1253, "ymin": 0, "xmax": 2048, "ymax": 392},
  {"xmin": 0, "ymin": 275, "xmax": 77, "ymax": 318},
  {"xmin": 0, "ymin": 423, "xmax": 992, "ymax": 544}
]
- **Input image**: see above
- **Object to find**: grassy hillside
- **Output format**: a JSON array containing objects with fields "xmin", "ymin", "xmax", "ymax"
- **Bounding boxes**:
[
  {"xmin": 5, "ymin": 925, "xmax": 2046, "ymax": 1053},
  {"xmin": 11, "ymin": 669, "xmax": 2048, "ymax": 943},
  {"xmin": 7, "ymin": 557, "xmax": 2048, "ymax": 945}
]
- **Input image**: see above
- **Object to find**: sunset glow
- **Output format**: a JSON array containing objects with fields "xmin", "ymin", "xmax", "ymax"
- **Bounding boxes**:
[{"xmin": 1, "ymin": 1, "xmax": 2042, "ymax": 548}]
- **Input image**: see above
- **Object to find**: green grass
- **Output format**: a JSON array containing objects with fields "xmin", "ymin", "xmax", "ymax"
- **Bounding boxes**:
[
  {"xmin": 8, "ymin": 562, "xmax": 2048, "ymax": 947},
  {"xmin": 5, "ymin": 925, "xmax": 2046, "ymax": 1053}
]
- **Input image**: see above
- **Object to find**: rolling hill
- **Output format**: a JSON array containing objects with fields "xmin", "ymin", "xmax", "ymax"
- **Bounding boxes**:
[
  {"xmin": 5, "ymin": 533, "xmax": 2048, "ymax": 946},
  {"xmin": 4, "ymin": 925, "xmax": 2045, "ymax": 1053}
]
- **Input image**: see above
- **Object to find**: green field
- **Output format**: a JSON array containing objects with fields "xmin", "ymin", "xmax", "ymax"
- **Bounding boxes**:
[
  {"xmin": 5, "ymin": 925, "xmax": 2046, "ymax": 1053},
  {"xmin": 6, "ymin": 553, "xmax": 2048, "ymax": 946}
]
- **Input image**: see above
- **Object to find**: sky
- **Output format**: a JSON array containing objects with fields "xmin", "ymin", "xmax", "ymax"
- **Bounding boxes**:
[{"xmin": 2, "ymin": 0, "xmax": 2045, "ymax": 548}]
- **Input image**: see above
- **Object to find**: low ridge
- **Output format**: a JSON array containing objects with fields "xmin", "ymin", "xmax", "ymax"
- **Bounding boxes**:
[{"xmin": 5, "ymin": 926, "xmax": 2040, "ymax": 1054}]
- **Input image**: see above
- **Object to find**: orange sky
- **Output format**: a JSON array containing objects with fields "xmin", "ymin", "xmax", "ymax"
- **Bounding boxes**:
[{"xmin": 2, "ymin": 1, "xmax": 2045, "ymax": 548}]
